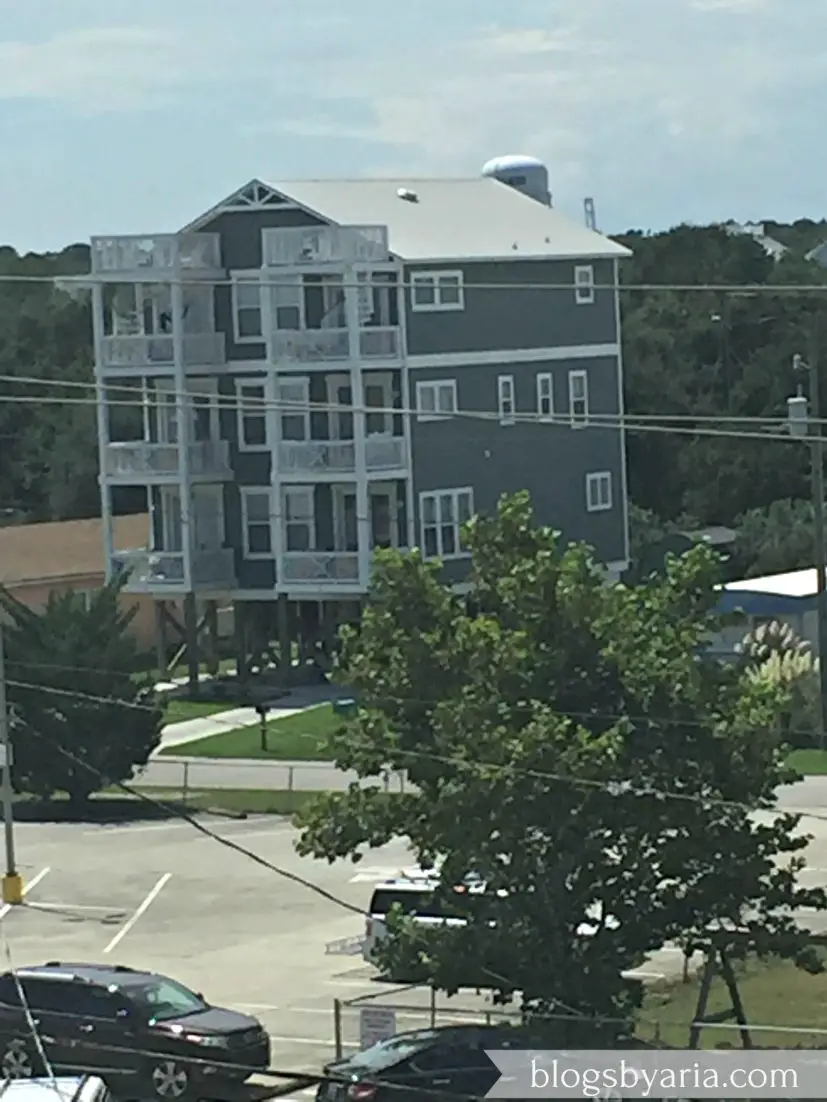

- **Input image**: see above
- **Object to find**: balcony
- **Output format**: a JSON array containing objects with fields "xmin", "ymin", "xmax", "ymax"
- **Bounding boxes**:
[
  {"xmin": 91, "ymin": 234, "xmax": 222, "ymax": 279},
  {"xmin": 281, "ymin": 552, "xmax": 360, "ymax": 585},
  {"xmin": 278, "ymin": 436, "xmax": 406, "ymax": 477},
  {"xmin": 269, "ymin": 329, "xmax": 350, "ymax": 363},
  {"xmin": 360, "ymin": 327, "xmax": 401, "ymax": 361},
  {"xmin": 104, "ymin": 440, "xmax": 232, "ymax": 482},
  {"xmin": 263, "ymin": 226, "xmax": 389, "ymax": 267},
  {"xmin": 100, "ymin": 333, "xmax": 226, "ymax": 371},
  {"xmin": 111, "ymin": 547, "xmax": 236, "ymax": 592}
]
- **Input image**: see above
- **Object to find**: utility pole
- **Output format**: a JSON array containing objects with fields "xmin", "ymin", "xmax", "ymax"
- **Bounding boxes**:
[
  {"xmin": 0, "ymin": 622, "xmax": 22, "ymax": 904},
  {"xmin": 790, "ymin": 337, "xmax": 827, "ymax": 748}
]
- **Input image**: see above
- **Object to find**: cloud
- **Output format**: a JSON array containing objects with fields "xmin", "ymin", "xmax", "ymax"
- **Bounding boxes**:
[{"xmin": 0, "ymin": 26, "xmax": 206, "ymax": 112}]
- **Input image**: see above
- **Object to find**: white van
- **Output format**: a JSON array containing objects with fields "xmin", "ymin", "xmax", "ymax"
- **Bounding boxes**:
[{"xmin": 362, "ymin": 875, "xmax": 619, "ymax": 967}]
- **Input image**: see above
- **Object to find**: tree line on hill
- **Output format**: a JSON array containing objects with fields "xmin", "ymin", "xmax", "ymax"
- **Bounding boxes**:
[{"xmin": 4, "ymin": 221, "xmax": 827, "ymax": 575}]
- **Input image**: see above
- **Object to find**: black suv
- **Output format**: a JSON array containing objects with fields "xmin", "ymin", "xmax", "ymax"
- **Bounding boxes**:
[{"xmin": 0, "ymin": 962, "xmax": 270, "ymax": 1099}]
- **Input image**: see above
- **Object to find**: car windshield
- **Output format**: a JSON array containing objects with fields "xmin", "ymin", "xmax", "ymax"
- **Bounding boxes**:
[
  {"xmin": 128, "ymin": 978, "xmax": 207, "ymax": 1022},
  {"xmin": 344, "ymin": 1031, "xmax": 437, "ymax": 1071}
]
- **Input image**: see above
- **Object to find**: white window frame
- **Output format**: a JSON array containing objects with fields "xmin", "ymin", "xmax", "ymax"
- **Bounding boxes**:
[
  {"xmin": 236, "ymin": 381, "xmax": 268, "ymax": 451},
  {"xmin": 240, "ymin": 487, "xmax": 273, "ymax": 559},
  {"xmin": 283, "ymin": 486, "xmax": 316, "ymax": 553},
  {"xmin": 536, "ymin": 372, "xmax": 554, "ymax": 422},
  {"xmin": 416, "ymin": 379, "xmax": 458, "ymax": 422},
  {"xmin": 419, "ymin": 488, "xmax": 474, "ymax": 561},
  {"xmin": 231, "ymin": 271, "xmax": 263, "ymax": 343},
  {"xmin": 574, "ymin": 264, "xmax": 595, "ymax": 305},
  {"xmin": 568, "ymin": 369, "xmax": 589, "ymax": 428},
  {"xmin": 498, "ymin": 374, "xmax": 515, "ymax": 426},
  {"xmin": 277, "ymin": 376, "xmax": 310, "ymax": 441},
  {"xmin": 586, "ymin": 471, "xmax": 612, "ymax": 512},
  {"xmin": 410, "ymin": 270, "xmax": 465, "ymax": 313}
]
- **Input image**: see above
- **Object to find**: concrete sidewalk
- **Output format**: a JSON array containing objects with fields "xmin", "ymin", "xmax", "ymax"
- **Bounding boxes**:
[{"xmin": 156, "ymin": 683, "xmax": 345, "ymax": 753}]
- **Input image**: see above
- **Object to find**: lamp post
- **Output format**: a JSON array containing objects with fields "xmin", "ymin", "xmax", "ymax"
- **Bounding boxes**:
[
  {"xmin": 790, "ymin": 340, "xmax": 827, "ymax": 748},
  {"xmin": 0, "ymin": 622, "xmax": 22, "ymax": 904}
]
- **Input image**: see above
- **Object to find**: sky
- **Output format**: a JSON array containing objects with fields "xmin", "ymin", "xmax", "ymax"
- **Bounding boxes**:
[{"xmin": 0, "ymin": 0, "xmax": 823, "ymax": 252}]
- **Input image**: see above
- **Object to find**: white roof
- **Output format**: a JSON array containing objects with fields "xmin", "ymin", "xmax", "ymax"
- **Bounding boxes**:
[
  {"xmin": 264, "ymin": 176, "xmax": 630, "ymax": 263},
  {"xmin": 725, "ymin": 568, "xmax": 819, "ymax": 599}
]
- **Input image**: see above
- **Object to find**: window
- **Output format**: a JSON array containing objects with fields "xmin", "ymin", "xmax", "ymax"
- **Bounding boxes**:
[
  {"xmin": 237, "ymin": 382, "xmax": 267, "ymax": 449},
  {"xmin": 416, "ymin": 380, "xmax": 457, "ymax": 421},
  {"xmin": 586, "ymin": 471, "xmax": 612, "ymax": 512},
  {"xmin": 277, "ymin": 377, "xmax": 309, "ymax": 441},
  {"xmin": 568, "ymin": 369, "xmax": 589, "ymax": 427},
  {"xmin": 574, "ymin": 265, "xmax": 595, "ymax": 305},
  {"xmin": 241, "ymin": 489, "xmax": 272, "ymax": 557},
  {"xmin": 410, "ymin": 271, "xmax": 464, "ymax": 312},
  {"xmin": 420, "ymin": 488, "xmax": 473, "ymax": 560},
  {"xmin": 129, "ymin": 978, "xmax": 207, "ymax": 1023},
  {"xmin": 536, "ymin": 372, "xmax": 554, "ymax": 421},
  {"xmin": 498, "ymin": 374, "xmax": 515, "ymax": 425},
  {"xmin": 284, "ymin": 487, "xmax": 315, "ymax": 552},
  {"xmin": 231, "ymin": 275, "xmax": 263, "ymax": 341}
]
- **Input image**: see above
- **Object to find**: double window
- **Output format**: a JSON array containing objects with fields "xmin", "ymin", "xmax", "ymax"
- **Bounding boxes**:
[
  {"xmin": 574, "ymin": 265, "xmax": 595, "ymax": 305},
  {"xmin": 586, "ymin": 471, "xmax": 612, "ymax": 512},
  {"xmin": 410, "ymin": 271, "xmax": 464, "ymax": 312},
  {"xmin": 278, "ymin": 377, "xmax": 310, "ymax": 441},
  {"xmin": 420, "ymin": 489, "xmax": 473, "ymax": 560},
  {"xmin": 231, "ymin": 274, "xmax": 263, "ymax": 341},
  {"xmin": 237, "ymin": 382, "xmax": 267, "ymax": 449},
  {"xmin": 416, "ymin": 379, "xmax": 457, "ymax": 421},
  {"xmin": 536, "ymin": 373, "xmax": 554, "ymax": 421},
  {"xmin": 240, "ymin": 488, "xmax": 272, "ymax": 557},
  {"xmin": 568, "ymin": 370, "xmax": 589, "ymax": 427},
  {"xmin": 283, "ymin": 487, "xmax": 314, "ymax": 552}
]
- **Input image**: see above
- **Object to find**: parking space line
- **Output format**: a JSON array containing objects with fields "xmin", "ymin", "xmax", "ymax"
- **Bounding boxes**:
[
  {"xmin": 0, "ymin": 866, "xmax": 50, "ymax": 920},
  {"xmin": 103, "ymin": 873, "xmax": 172, "ymax": 953}
]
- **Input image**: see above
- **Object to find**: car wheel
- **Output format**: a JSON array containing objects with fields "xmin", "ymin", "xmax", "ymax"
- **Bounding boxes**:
[
  {"xmin": 148, "ymin": 1059, "xmax": 190, "ymax": 1099},
  {"xmin": 2, "ymin": 1039, "xmax": 35, "ymax": 1079}
]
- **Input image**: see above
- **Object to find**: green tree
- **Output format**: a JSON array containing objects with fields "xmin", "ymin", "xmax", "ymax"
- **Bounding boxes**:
[
  {"xmin": 296, "ymin": 494, "xmax": 826, "ymax": 1028},
  {"xmin": 732, "ymin": 499, "xmax": 815, "ymax": 577},
  {"xmin": 1, "ymin": 577, "xmax": 162, "ymax": 803}
]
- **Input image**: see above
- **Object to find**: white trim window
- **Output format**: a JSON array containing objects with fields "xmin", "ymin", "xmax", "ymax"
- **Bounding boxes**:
[
  {"xmin": 283, "ymin": 486, "xmax": 315, "ymax": 552},
  {"xmin": 410, "ymin": 270, "xmax": 464, "ymax": 312},
  {"xmin": 420, "ymin": 488, "xmax": 473, "ymax": 560},
  {"xmin": 416, "ymin": 379, "xmax": 457, "ymax": 421},
  {"xmin": 240, "ymin": 488, "xmax": 273, "ymax": 557},
  {"xmin": 498, "ymin": 374, "xmax": 515, "ymax": 425},
  {"xmin": 574, "ymin": 265, "xmax": 595, "ymax": 305},
  {"xmin": 231, "ymin": 273, "xmax": 263, "ymax": 342},
  {"xmin": 568, "ymin": 369, "xmax": 589, "ymax": 428},
  {"xmin": 277, "ymin": 376, "xmax": 310, "ymax": 441},
  {"xmin": 536, "ymin": 372, "xmax": 554, "ymax": 421},
  {"xmin": 586, "ymin": 471, "xmax": 612, "ymax": 512},
  {"xmin": 237, "ymin": 382, "xmax": 268, "ymax": 450}
]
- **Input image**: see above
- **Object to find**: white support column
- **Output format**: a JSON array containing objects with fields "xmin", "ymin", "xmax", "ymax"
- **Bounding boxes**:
[
  {"xmin": 171, "ymin": 279, "xmax": 193, "ymax": 589},
  {"xmin": 612, "ymin": 257, "xmax": 631, "ymax": 571},
  {"xmin": 261, "ymin": 272, "xmax": 284, "ymax": 590},
  {"xmin": 395, "ymin": 264, "xmax": 416, "ymax": 548},
  {"xmin": 91, "ymin": 283, "xmax": 116, "ymax": 577},
  {"xmin": 346, "ymin": 266, "xmax": 371, "ymax": 587}
]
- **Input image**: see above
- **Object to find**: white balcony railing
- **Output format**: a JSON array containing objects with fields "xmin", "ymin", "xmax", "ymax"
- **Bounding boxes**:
[
  {"xmin": 269, "ymin": 329, "xmax": 350, "ymax": 363},
  {"xmin": 112, "ymin": 547, "xmax": 236, "ymax": 591},
  {"xmin": 263, "ymin": 226, "xmax": 389, "ymax": 267},
  {"xmin": 360, "ymin": 327, "xmax": 400, "ymax": 359},
  {"xmin": 91, "ymin": 233, "xmax": 222, "ymax": 275},
  {"xmin": 281, "ymin": 553, "xmax": 360, "ymax": 584},
  {"xmin": 365, "ymin": 436, "xmax": 406, "ymax": 470},
  {"xmin": 105, "ymin": 440, "xmax": 232, "ymax": 480},
  {"xmin": 100, "ymin": 333, "xmax": 226, "ymax": 369},
  {"xmin": 278, "ymin": 440, "xmax": 356, "ymax": 473},
  {"xmin": 278, "ymin": 436, "xmax": 406, "ymax": 475}
]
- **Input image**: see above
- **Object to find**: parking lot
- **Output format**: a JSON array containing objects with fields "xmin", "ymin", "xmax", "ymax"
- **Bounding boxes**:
[{"xmin": 4, "ymin": 808, "xmax": 827, "ymax": 1100}]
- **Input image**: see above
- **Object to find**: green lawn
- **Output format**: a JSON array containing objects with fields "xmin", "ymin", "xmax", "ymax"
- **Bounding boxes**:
[
  {"xmin": 639, "ymin": 955, "xmax": 827, "ymax": 1047},
  {"xmin": 131, "ymin": 787, "xmax": 320, "ymax": 816},
  {"xmin": 160, "ymin": 702, "xmax": 339, "ymax": 760},
  {"xmin": 787, "ymin": 748, "xmax": 827, "ymax": 775},
  {"xmin": 163, "ymin": 699, "xmax": 235, "ymax": 724}
]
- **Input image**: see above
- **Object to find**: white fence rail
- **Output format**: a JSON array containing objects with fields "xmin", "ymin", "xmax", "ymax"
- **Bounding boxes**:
[{"xmin": 134, "ymin": 757, "xmax": 408, "ymax": 797}]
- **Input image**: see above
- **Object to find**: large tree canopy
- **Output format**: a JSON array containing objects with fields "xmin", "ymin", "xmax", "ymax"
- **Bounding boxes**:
[
  {"xmin": 1, "ymin": 577, "xmax": 163, "ymax": 802},
  {"xmin": 297, "ymin": 494, "xmax": 827, "ymax": 1027}
]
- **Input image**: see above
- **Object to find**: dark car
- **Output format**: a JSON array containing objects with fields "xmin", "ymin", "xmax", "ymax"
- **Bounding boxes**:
[
  {"xmin": 317, "ymin": 1024, "xmax": 538, "ymax": 1102},
  {"xmin": 0, "ymin": 962, "xmax": 270, "ymax": 1099}
]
